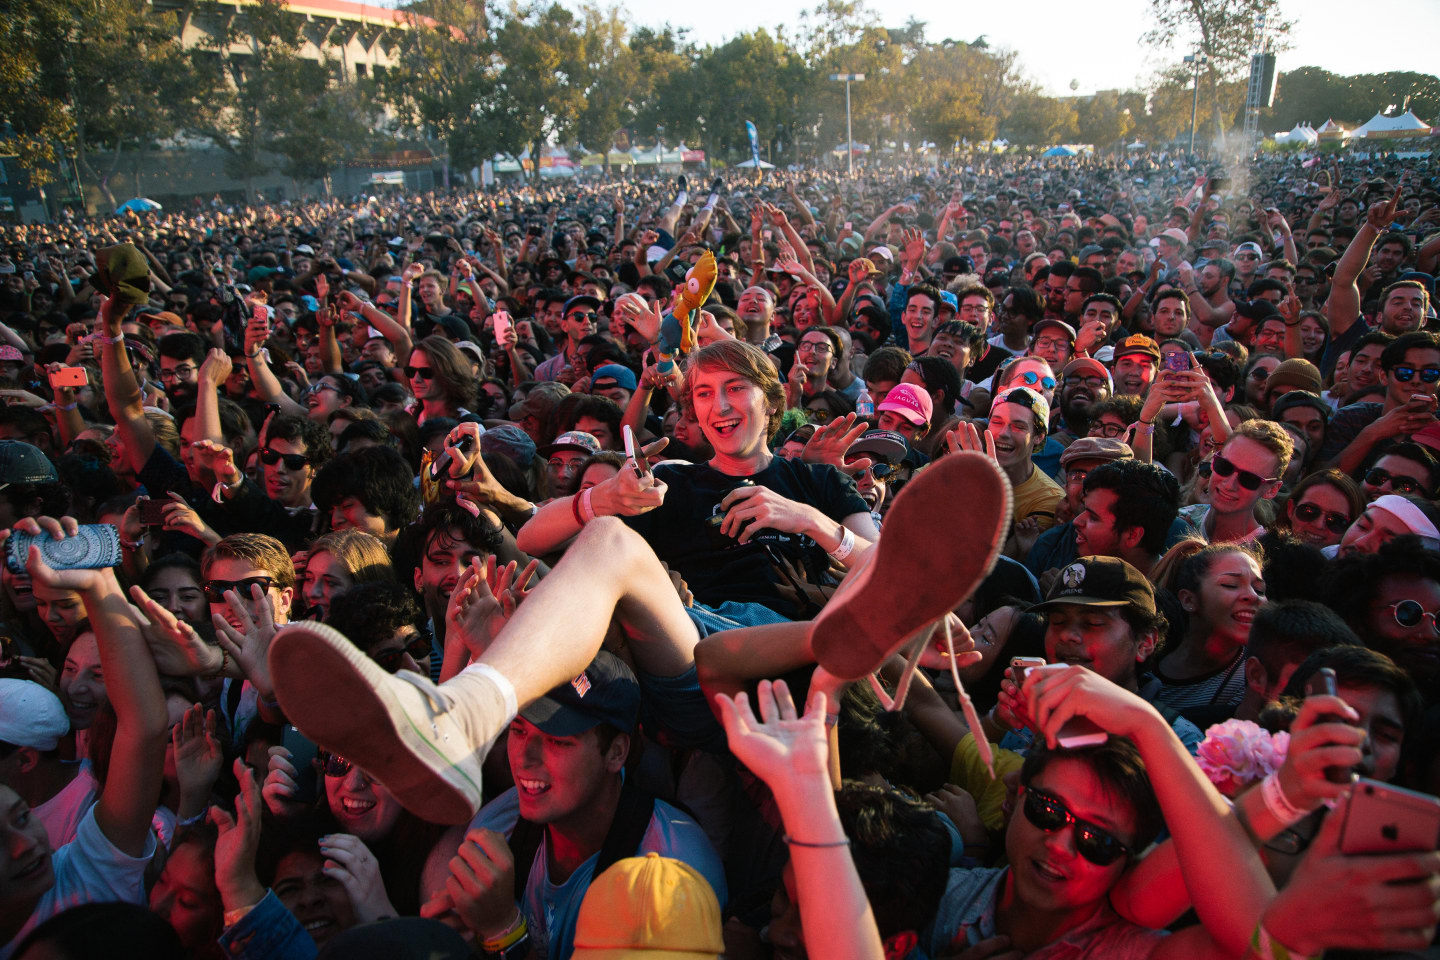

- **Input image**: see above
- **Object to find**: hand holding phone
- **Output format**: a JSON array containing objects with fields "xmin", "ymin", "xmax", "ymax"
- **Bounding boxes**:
[
  {"xmin": 623, "ymin": 424, "xmax": 649, "ymax": 479},
  {"xmin": 48, "ymin": 366, "xmax": 87, "ymax": 389},
  {"xmin": 1305, "ymin": 667, "xmax": 1357, "ymax": 784},
  {"xmin": 493, "ymin": 309, "xmax": 511, "ymax": 343}
]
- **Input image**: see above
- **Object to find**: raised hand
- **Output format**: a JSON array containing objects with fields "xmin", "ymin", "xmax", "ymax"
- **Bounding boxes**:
[
  {"xmin": 945, "ymin": 420, "xmax": 997, "ymax": 461},
  {"xmin": 715, "ymin": 679, "xmax": 830, "ymax": 787},
  {"xmin": 128, "ymin": 584, "xmax": 223, "ymax": 677},
  {"xmin": 320, "ymin": 834, "xmax": 398, "ymax": 923},
  {"xmin": 801, "ymin": 412, "xmax": 871, "ymax": 476},
  {"xmin": 211, "ymin": 759, "xmax": 266, "ymax": 912},
  {"xmin": 1366, "ymin": 185, "xmax": 1404, "ymax": 232},
  {"xmin": 172, "ymin": 703, "xmax": 223, "ymax": 810},
  {"xmin": 444, "ymin": 828, "xmax": 521, "ymax": 941},
  {"xmin": 211, "ymin": 583, "xmax": 279, "ymax": 701}
]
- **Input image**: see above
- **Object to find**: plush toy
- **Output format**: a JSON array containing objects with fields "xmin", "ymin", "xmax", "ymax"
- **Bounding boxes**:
[{"xmin": 671, "ymin": 251, "xmax": 718, "ymax": 354}]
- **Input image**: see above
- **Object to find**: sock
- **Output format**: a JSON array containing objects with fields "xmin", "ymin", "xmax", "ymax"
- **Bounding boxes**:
[
  {"xmin": 454, "ymin": 661, "xmax": 519, "ymax": 724},
  {"xmin": 704, "ymin": 193, "xmax": 718, "ymax": 211},
  {"xmin": 674, "ymin": 189, "xmax": 689, "ymax": 209}
]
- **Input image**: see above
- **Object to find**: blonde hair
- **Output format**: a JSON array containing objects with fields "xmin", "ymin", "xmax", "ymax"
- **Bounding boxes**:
[
  {"xmin": 1229, "ymin": 419, "xmax": 1294, "ymax": 478},
  {"xmin": 203, "ymin": 532, "xmax": 295, "ymax": 589},
  {"xmin": 682, "ymin": 339, "xmax": 786, "ymax": 441},
  {"xmin": 307, "ymin": 529, "xmax": 392, "ymax": 585}
]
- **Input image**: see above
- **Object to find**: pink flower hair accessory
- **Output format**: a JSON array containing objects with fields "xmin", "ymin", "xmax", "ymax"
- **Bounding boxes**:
[{"xmin": 1196, "ymin": 718, "xmax": 1290, "ymax": 797}]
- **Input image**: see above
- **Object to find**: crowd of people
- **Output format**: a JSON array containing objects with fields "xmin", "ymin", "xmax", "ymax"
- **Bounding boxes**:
[{"xmin": 0, "ymin": 149, "xmax": 1437, "ymax": 959}]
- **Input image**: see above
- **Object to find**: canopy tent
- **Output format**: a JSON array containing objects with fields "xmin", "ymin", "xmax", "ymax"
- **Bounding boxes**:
[
  {"xmin": 630, "ymin": 147, "xmax": 661, "ymax": 165},
  {"xmin": 117, "ymin": 197, "xmax": 162, "ymax": 213},
  {"xmin": 1315, "ymin": 118, "xmax": 1348, "ymax": 142},
  {"xmin": 1272, "ymin": 122, "xmax": 1318, "ymax": 145},
  {"xmin": 734, "ymin": 158, "xmax": 775, "ymax": 169},
  {"xmin": 578, "ymin": 153, "xmax": 607, "ymax": 167},
  {"xmin": 1351, "ymin": 110, "xmax": 1432, "ymax": 139},
  {"xmin": 1126, "ymin": 141, "xmax": 1147, "ymax": 151},
  {"xmin": 605, "ymin": 151, "xmax": 635, "ymax": 166},
  {"xmin": 1041, "ymin": 145, "xmax": 1077, "ymax": 157},
  {"xmin": 492, "ymin": 155, "xmax": 523, "ymax": 173},
  {"xmin": 832, "ymin": 141, "xmax": 871, "ymax": 155}
]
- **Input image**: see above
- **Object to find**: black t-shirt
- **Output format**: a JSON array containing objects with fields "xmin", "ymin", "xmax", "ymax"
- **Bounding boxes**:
[
  {"xmin": 968, "ymin": 342, "xmax": 1011, "ymax": 384},
  {"xmin": 622, "ymin": 457, "xmax": 867, "ymax": 616}
]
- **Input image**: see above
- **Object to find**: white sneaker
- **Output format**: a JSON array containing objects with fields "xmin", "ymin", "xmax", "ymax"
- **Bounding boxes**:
[{"xmin": 269, "ymin": 622, "xmax": 505, "ymax": 824}]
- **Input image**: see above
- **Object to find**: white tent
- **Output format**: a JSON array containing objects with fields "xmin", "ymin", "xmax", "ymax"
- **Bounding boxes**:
[
  {"xmin": 1352, "ymin": 111, "xmax": 1432, "ymax": 139},
  {"xmin": 734, "ymin": 158, "xmax": 775, "ymax": 169},
  {"xmin": 1273, "ymin": 122, "xmax": 1317, "ymax": 145}
]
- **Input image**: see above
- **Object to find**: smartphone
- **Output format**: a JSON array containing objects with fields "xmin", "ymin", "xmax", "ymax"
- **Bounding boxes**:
[
  {"xmin": 48, "ymin": 366, "xmax": 88, "ymax": 389},
  {"xmin": 1304, "ymin": 667, "xmax": 1355, "ymax": 784},
  {"xmin": 493, "ymin": 309, "xmax": 511, "ymax": 343},
  {"xmin": 6, "ymin": 525, "xmax": 121, "ymax": 575},
  {"xmin": 1339, "ymin": 779, "xmax": 1440, "ymax": 855},
  {"xmin": 844, "ymin": 221, "xmax": 853, "ymax": 232},
  {"xmin": 623, "ymin": 424, "xmax": 648, "ymax": 479},
  {"xmin": 1010, "ymin": 656, "xmax": 1046, "ymax": 679},
  {"xmin": 1163, "ymin": 352, "xmax": 1191, "ymax": 373},
  {"xmin": 137, "ymin": 498, "xmax": 169, "ymax": 527},
  {"xmin": 282, "ymin": 725, "xmax": 321, "ymax": 807}
]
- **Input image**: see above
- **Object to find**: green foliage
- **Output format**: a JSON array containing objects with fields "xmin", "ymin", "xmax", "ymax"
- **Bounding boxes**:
[{"xmin": 1268, "ymin": 67, "xmax": 1440, "ymax": 129}]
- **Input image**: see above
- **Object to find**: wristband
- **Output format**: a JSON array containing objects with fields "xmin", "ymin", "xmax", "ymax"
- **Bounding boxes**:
[
  {"xmin": 828, "ymin": 525, "xmax": 856, "ymax": 562},
  {"xmin": 93, "ymin": 333, "xmax": 123, "ymax": 346},
  {"xmin": 211, "ymin": 478, "xmax": 242, "ymax": 504},
  {"xmin": 578, "ymin": 486, "xmax": 598, "ymax": 524},
  {"xmin": 56, "ymin": 401, "xmax": 77, "ymax": 411},
  {"xmin": 222, "ymin": 901, "xmax": 259, "ymax": 929},
  {"xmin": 570, "ymin": 491, "xmax": 586, "ymax": 528},
  {"xmin": 1134, "ymin": 420, "xmax": 1155, "ymax": 434},
  {"xmin": 784, "ymin": 835, "xmax": 851, "ymax": 848},
  {"xmin": 206, "ymin": 647, "xmax": 231, "ymax": 680},
  {"xmin": 481, "ymin": 912, "xmax": 527, "ymax": 952},
  {"xmin": 1259, "ymin": 772, "xmax": 1308, "ymax": 827},
  {"xmin": 1251, "ymin": 920, "xmax": 1320, "ymax": 960},
  {"xmin": 119, "ymin": 537, "xmax": 144, "ymax": 551}
]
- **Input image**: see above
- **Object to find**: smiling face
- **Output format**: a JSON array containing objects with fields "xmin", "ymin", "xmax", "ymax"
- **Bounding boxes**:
[
  {"xmin": 986, "ymin": 401, "xmax": 1039, "ymax": 471},
  {"xmin": 272, "ymin": 850, "xmax": 356, "ymax": 947},
  {"xmin": 689, "ymin": 363, "xmax": 774, "ymax": 463},
  {"xmin": 506, "ymin": 717, "xmax": 625, "ymax": 826},
  {"xmin": 145, "ymin": 565, "xmax": 208, "ymax": 627},
  {"xmin": 302, "ymin": 550, "xmax": 352, "ymax": 622},
  {"xmin": 1184, "ymin": 551, "xmax": 1265, "ymax": 650},
  {"xmin": 1285, "ymin": 482, "xmax": 1354, "ymax": 548},
  {"xmin": 1364, "ymin": 574, "xmax": 1440, "ymax": 686},
  {"xmin": 60, "ymin": 632, "xmax": 105, "ymax": 730},
  {"xmin": 1005, "ymin": 758, "xmax": 1136, "ymax": 915},
  {"xmin": 0, "ymin": 786, "xmax": 54, "ymax": 913},
  {"xmin": 33, "ymin": 581, "xmax": 84, "ymax": 646}
]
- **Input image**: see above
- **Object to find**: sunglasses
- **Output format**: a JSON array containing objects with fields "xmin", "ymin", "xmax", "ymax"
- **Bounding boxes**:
[
  {"xmin": 405, "ymin": 365, "xmax": 435, "ymax": 380},
  {"xmin": 567, "ymin": 311, "xmax": 598, "ymax": 322},
  {"xmin": 845, "ymin": 459, "xmax": 895, "ymax": 479},
  {"xmin": 1364, "ymin": 468, "xmax": 1423, "ymax": 496},
  {"xmin": 320, "ymin": 750, "xmax": 371, "ymax": 781},
  {"xmin": 202, "ymin": 576, "xmax": 276, "ymax": 604},
  {"xmin": 1390, "ymin": 365, "xmax": 1440, "ymax": 384},
  {"xmin": 1018, "ymin": 371, "xmax": 1057, "ymax": 390},
  {"xmin": 1291, "ymin": 501, "xmax": 1352, "ymax": 534},
  {"xmin": 1249, "ymin": 367, "xmax": 1271, "ymax": 381},
  {"xmin": 1379, "ymin": 600, "xmax": 1440, "ymax": 636},
  {"xmin": 372, "ymin": 631, "xmax": 434, "ymax": 674},
  {"xmin": 260, "ymin": 448, "xmax": 311, "ymax": 471},
  {"xmin": 1021, "ymin": 786, "xmax": 1130, "ymax": 866},
  {"xmin": 1211, "ymin": 454, "xmax": 1277, "ymax": 491}
]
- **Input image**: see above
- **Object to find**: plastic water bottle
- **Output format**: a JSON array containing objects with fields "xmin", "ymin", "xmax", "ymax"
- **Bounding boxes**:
[{"xmin": 856, "ymin": 387, "xmax": 874, "ymax": 418}]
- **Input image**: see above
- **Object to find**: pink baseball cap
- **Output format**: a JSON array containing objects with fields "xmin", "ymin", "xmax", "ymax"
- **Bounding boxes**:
[{"xmin": 877, "ymin": 382, "xmax": 933, "ymax": 426}]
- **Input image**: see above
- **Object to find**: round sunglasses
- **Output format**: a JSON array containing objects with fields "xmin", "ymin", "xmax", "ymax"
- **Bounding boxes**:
[
  {"xmin": 1016, "ymin": 370, "xmax": 1057, "ymax": 390},
  {"xmin": 1378, "ymin": 599, "xmax": 1440, "ymax": 636}
]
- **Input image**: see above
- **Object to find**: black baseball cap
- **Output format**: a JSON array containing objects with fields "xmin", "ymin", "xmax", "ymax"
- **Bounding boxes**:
[
  {"xmin": 562, "ymin": 294, "xmax": 602, "ymax": 316},
  {"xmin": 520, "ymin": 651, "xmax": 640, "ymax": 736},
  {"xmin": 1031, "ymin": 557, "xmax": 1156, "ymax": 616},
  {"xmin": 0, "ymin": 441, "xmax": 57, "ymax": 486}
]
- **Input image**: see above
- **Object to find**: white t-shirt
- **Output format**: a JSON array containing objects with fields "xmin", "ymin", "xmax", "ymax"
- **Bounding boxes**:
[
  {"xmin": 34, "ymin": 761, "xmax": 98, "ymax": 848},
  {"xmin": 2, "ymin": 806, "xmax": 155, "ymax": 958}
]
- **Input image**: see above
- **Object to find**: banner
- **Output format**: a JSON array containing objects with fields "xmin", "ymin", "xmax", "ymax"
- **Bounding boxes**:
[{"xmin": 745, "ymin": 121, "xmax": 760, "ymax": 167}]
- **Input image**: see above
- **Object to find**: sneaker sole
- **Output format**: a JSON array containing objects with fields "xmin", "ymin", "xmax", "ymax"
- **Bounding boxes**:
[
  {"xmin": 811, "ymin": 451, "xmax": 1013, "ymax": 680},
  {"xmin": 269, "ymin": 621, "xmax": 483, "ymax": 825}
]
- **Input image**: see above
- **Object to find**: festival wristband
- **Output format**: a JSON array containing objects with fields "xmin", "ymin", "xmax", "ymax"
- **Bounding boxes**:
[
  {"xmin": 1259, "ymin": 772, "xmax": 1308, "ymax": 827},
  {"xmin": 828, "ymin": 525, "xmax": 856, "ymax": 562},
  {"xmin": 1251, "ymin": 920, "xmax": 1321, "ymax": 960}
]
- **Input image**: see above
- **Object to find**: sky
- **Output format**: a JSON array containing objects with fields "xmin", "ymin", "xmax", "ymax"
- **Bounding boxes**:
[{"xmin": 549, "ymin": 0, "xmax": 1440, "ymax": 99}]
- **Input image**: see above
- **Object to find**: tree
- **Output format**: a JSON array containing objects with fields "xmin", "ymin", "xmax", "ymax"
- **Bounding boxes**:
[
  {"xmin": 0, "ymin": 0, "xmax": 77, "ymax": 186},
  {"xmin": 1267, "ymin": 67, "xmax": 1440, "ymax": 129},
  {"xmin": 1003, "ymin": 93, "xmax": 1078, "ymax": 146},
  {"xmin": 907, "ymin": 45, "xmax": 995, "ymax": 150},
  {"xmin": 1076, "ymin": 91, "xmax": 1135, "ymax": 151},
  {"xmin": 1143, "ymin": 0, "xmax": 1291, "ymax": 138},
  {"xmin": 487, "ymin": 2, "xmax": 589, "ymax": 170},
  {"xmin": 382, "ymin": 0, "xmax": 501, "ymax": 177}
]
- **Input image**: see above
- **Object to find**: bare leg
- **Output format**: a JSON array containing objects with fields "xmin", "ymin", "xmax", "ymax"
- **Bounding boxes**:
[{"xmin": 476, "ymin": 516, "xmax": 701, "ymax": 697}]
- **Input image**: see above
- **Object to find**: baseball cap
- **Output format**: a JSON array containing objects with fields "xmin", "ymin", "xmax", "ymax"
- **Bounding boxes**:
[
  {"xmin": 0, "ymin": 441, "xmax": 57, "ymax": 486},
  {"xmin": 1032, "ymin": 557, "xmax": 1156, "ymax": 615},
  {"xmin": 1062, "ymin": 357, "xmax": 1112, "ymax": 388},
  {"xmin": 1155, "ymin": 228, "xmax": 1189, "ymax": 248},
  {"xmin": 943, "ymin": 255, "xmax": 976, "ymax": 274},
  {"xmin": 994, "ymin": 386, "xmax": 1050, "ymax": 427},
  {"xmin": 591, "ymin": 364, "xmax": 637, "ymax": 392},
  {"xmin": 1076, "ymin": 244, "xmax": 1105, "ymax": 261},
  {"xmin": 521, "ymin": 651, "xmax": 640, "ymax": 736},
  {"xmin": 454, "ymin": 340, "xmax": 485, "ymax": 367},
  {"xmin": 295, "ymin": 244, "xmax": 316, "ymax": 256},
  {"xmin": 539, "ymin": 431, "xmax": 602, "ymax": 458},
  {"xmin": 1234, "ymin": 299, "xmax": 1279, "ymax": 325},
  {"xmin": 877, "ymin": 382, "xmax": 933, "ymax": 426},
  {"xmin": 1032, "ymin": 319, "xmax": 1077, "ymax": 343},
  {"xmin": 937, "ymin": 290, "xmax": 959, "ymax": 314},
  {"xmin": 1111, "ymin": 334, "xmax": 1161, "ymax": 363},
  {"xmin": 0, "ymin": 346, "xmax": 23, "ymax": 363},
  {"xmin": 1266, "ymin": 358, "xmax": 1323, "ymax": 395},
  {"xmin": 508, "ymin": 381, "xmax": 570, "ymax": 422},
  {"xmin": 481, "ymin": 423, "xmax": 537, "ymax": 470},
  {"xmin": 868, "ymin": 246, "xmax": 894, "ymax": 263},
  {"xmin": 563, "ymin": 294, "xmax": 603, "ymax": 316},
  {"xmin": 1233, "ymin": 241, "xmax": 1264, "ymax": 258},
  {"xmin": 572, "ymin": 854, "xmax": 724, "ymax": 960},
  {"xmin": 0, "ymin": 679, "xmax": 70, "ymax": 750},
  {"xmin": 1412, "ymin": 420, "xmax": 1440, "ymax": 455},
  {"xmin": 1060, "ymin": 436, "xmax": 1133, "ymax": 469},
  {"xmin": 847, "ymin": 429, "xmax": 907, "ymax": 464}
]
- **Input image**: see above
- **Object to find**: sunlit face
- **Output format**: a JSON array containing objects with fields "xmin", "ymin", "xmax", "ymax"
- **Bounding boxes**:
[
  {"xmin": 1185, "ymin": 551, "xmax": 1265, "ymax": 651},
  {"xmin": 1363, "ymin": 453, "xmax": 1431, "ymax": 502},
  {"xmin": 507, "ymin": 716, "xmax": 624, "ymax": 825},
  {"xmin": 1298, "ymin": 316, "xmax": 1325, "ymax": 356},
  {"xmin": 1208, "ymin": 435, "xmax": 1281, "ymax": 518},
  {"xmin": 689, "ymin": 364, "xmax": 773, "ymax": 461},
  {"xmin": 986, "ymin": 401, "xmax": 1039, "ymax": 470},
  {"xmin": 1284, "ymin": 483, "xmax": 1353, "ymax": 548},
  {"xmin": 1279, "ymin": 405, "xmax": 1325, "ymax": 452},
  {"xmin": 573, "ymin": 415, "xmax": 616, "ymax": 452},
  {"xmin": 1380, "ymin": 286, "xmax": 1425, "ymax": 335},
  {"xmin": 272, "ymin": 850, "xmax": 356, "ymax": 947},
  {"xmin": 324, "ymin": 761, "xmax": 405, "ymax": 842},
  {"xmin": 902, "ymin": 293, "xmax": 938, "ymax": 345},
  {"xmin": 1111, "ymin": 355, "xmax": 1156, "ymax": 397},
  {"xmin": 205, "ymin": 556, "xmax": 293, "ymax": 630}
]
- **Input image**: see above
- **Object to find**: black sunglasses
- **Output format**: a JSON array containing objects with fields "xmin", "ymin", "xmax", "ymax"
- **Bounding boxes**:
[
  {"xmin": 1211, "ymin": 454, "xmax": 1276, "ymax": 491},
  {"xmin": 1022, "ymin": 786, "xmax": 1131, "ymax": 866},
  {"xmin": 1391, "ymin": 365, "xmax": 1440, "ymax": 384},
  {"xmin": 260, "ymin": 448, "xmax": 310, "ymax": 471},
  {"xmin": 404, "ymin": 365, "xmax": 435, "ymax": 380},
  {"xmin": 371, "ymin": 630, "xmax": 433, "ymax": 674},
  {"xmin": 1364, "ymin": 468, "xmax": 1423, "ymax": 496},
  {"xmin": 202, "ymin": 576, "xmax": 276, "ymax": 604},
  {"xmin": 845, "ymin": 458, "xmax": 895, "ymax": 479},
  {"xmin": 1291, "ymin": 501, "xmax": 1351, "ymax": 534},
  {"xmin": 320, "ymin": 750, "xmax": 370, "ymax": 780}
]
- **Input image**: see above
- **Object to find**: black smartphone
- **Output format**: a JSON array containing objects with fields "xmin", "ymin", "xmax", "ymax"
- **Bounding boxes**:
[
  {"xmin": 137, "ymin": 498, "xmax": 169, "ymax": 527},
  {"xmin": 1304, "ymin": 667, "xmax": 1355, "ymax": 784},
  {"xmin": 282, "ymin": 725, "xmax": 321, "ymax": 806}
]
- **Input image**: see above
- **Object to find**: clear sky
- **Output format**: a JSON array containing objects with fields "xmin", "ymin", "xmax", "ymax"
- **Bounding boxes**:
[{"xmin": 547, "ymin": 0, "xmax": 1439, "ymax": 99}]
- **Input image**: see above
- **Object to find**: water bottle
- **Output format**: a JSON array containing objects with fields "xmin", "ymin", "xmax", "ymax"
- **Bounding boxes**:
[{"xmin": 856, "ymin": 387, "xmax": 874, "ymax": 418}]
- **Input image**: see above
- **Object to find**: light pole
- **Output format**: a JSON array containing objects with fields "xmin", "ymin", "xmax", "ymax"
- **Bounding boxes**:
[
  {"xmin": 830, "ymin": 73, "xmax": 865, "ymax": 177},
  {"xmin": 1184, "ymin": 52, "xmax": 1207, "ymax": 156}
]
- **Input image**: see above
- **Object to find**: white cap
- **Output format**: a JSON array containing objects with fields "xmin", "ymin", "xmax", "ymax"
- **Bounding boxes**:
[
  {"xmin": 0, "ymin": 679, "xmax": 70, "ymax": 750},
  {"xmin": 295, "ymin": 244, "xmax": 315, "ymax": 255},
  {"xmin": 868, "ymin": 246, "xmax": 894, "ymax": 262}
]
